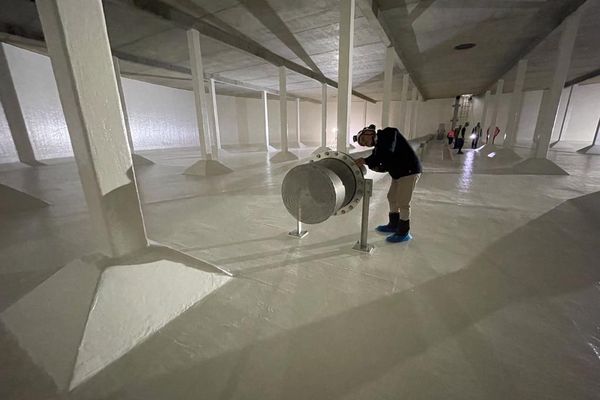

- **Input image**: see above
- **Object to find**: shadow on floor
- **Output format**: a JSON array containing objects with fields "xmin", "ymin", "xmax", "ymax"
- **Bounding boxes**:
[{"xmin": 66, "ymin": 191, "xmax": 600, "ymax": 400}]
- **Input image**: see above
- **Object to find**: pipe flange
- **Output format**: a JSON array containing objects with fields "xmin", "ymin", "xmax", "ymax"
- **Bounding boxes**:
[{"xmin": 310, "ymin": 150, "xmax": 365, "ymax": 216}]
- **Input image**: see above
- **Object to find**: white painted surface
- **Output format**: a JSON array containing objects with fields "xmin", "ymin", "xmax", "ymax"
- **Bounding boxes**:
[
  {"xmin": 487, "ymin": 79, "xmax": 504, "ymax": 143},
  {"xmin": 2, "ymin": 45, "xmax": 600, "ymax": 163},
  {"xmin": 534, "ymin": 8, "xmax": 582, "ymax": 158},
  {"xmin": 382, "ymin": 46, "xmax": 394, "ymax": 127},
  {"xmin": 261, "ymin": 90, "xmax": 270, "ymax": 149},
  {"xmin": 279, "ymin": 66, "xmax": 288, "ymax": 152},
  {"xmin": 336, "ymin": 0, "xmax": 355, "ymax": 153},
  {"xmin": 208, "ymin": 78, "xmax": 221, "ymax": 153},
  {"xmin": 122, "ymin": 78, "xmax": 198, "ymax": 150},
  {"xmin": 38, "ymin": 0, "xmax": 148, "ymax": 257},
  {"xmin": 1, "ymin": 259, "xmax": 102, "ymax": 389},
  {"xmin": 2, "ymin": 144, "xmax": 600, "ymax": 399},
  {"xmin": 71, "ymin": 260, "xmax": 231, "ymax": 388},
  {"xmin": 0, "ymin": 96, "xmax": 17, "ymax": 163},
  {"xmin": 321, "ymin": 83, "xmax": 327, "ymax": 147},
  {"xmin": 187, "ymin": 29, "xmax": 211, "ymax": 159},
  {"xmin": 504, "ymin": 59, "xmax": 528, "ymax": 147},
  {"xmin": 399, "ymin": 74, "xmax": 409, "ymax": 132},
  {"xmin": 2, "ymin": 43, "xmax": 70, "ymax": 160}
]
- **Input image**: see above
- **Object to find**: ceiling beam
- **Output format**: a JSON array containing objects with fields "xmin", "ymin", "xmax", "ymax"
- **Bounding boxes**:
[
  {"xmin": 160, "ymin": 0, "xmax": 323, "ymax": 75},
  {"xmin": 0, "ymin": 32, "xmax": 320, "ymax": 104},
  {"xmin": 238, "ymin": 0, "xmax": 323, "ymax": 75},
  {"xmin": 564, "ymin": 67, "xmax": 600, "ymax": 88},
  {"xmin": 108, "ymin": 0, "xmax": 376, "ymax": 103},
  {"xmin": 356, "ymin": 0, "xmax": 427, "ymax": 99},
  {"xmin": 484, "ymin": 0, "xmax": 588, "ymax": 93}
]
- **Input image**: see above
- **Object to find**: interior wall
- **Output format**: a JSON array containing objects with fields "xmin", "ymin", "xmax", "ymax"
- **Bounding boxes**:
[
  {"xmin": 2, "ymin": 43, "xmax": 599, "ymax": 163},
  {"xmin": 3, "ymin": 43, "xmax": 71, "ymax": 160},
  {"xmin": 558, "ymin": 84, "xmax": 600, "ymax": 142},
  {"xmin": 121, "ymin": 78, "xmax": 199, "ymax": 150}
]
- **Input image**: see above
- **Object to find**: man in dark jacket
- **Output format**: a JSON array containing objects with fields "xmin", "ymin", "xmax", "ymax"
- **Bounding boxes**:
[{"xmin": 354, "ymin": 125, "xmax": 422, "ymax": 243}]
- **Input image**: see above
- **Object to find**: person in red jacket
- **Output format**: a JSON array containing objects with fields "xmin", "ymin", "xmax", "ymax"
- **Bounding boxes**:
[{"xmin": 447, "ymin": 129, "xmax": 455, "ymax": 145}]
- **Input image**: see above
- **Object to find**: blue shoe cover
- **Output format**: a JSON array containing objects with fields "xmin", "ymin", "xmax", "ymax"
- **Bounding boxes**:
[
  {"xmin": 386, "ymin": 232, "xmax": 413, "ymax": 243},
  {"xmin": 376, "ymin": 224, "xmax": 396, "ymax": 233}
]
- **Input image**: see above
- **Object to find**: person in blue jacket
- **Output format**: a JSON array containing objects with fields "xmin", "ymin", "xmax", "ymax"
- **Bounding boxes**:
[{"xmin": 353, "ymin": 125, "xmax": 422, "ymax": 243}]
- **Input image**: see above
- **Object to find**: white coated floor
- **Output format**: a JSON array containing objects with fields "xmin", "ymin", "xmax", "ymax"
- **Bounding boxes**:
[{"xmin": 1, "ymin": 141, "xmax": 600, "ymax": 399}]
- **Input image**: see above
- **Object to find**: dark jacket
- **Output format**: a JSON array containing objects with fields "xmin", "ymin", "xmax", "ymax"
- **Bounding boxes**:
[{"xmin": 364, "ymin": 127, "xmax": 422, "ymax": 179}]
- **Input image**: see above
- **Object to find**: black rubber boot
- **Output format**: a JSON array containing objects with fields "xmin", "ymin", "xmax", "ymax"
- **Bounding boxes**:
[
  {"xmin": 396, "ymin": 219, "xmax": 410, "ymax": 236},
  {"xmin": 376, "ymin": 212, "xmax": 399, "ymax": 233}
]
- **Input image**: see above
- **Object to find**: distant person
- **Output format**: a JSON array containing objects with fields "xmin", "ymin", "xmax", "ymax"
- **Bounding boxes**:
[
  {"xmin": 492, "ymin": 126, "xmax": 501, "ymax": 144},
  {"xmin": 447, "ymin": 129, "xmax": 455, "ymax": 145},
  {"xmin": 457, "ymin": 122, "xmax": 469, "ymax": 154},
  {"xmin": 471, "ymin": 122, "xmax": 482, "ymax": 148},
  {"xmin": 353, "ymin": 125, "xmax": 422, "ymax": 243},
  {"xmin": 453, "ymin": 125, "xmax": 463, "ymax": 149}
]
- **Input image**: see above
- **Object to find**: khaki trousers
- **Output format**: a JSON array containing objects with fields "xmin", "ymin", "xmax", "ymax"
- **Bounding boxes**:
[{"xmin": 387, "ymin": 173, "xmax": 420, "ymax": 220}]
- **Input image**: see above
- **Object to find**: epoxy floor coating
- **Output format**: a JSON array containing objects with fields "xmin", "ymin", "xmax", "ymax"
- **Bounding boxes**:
[{"xmin": 1, "ymin": 142, "xmax": 600, "ymax": 399}]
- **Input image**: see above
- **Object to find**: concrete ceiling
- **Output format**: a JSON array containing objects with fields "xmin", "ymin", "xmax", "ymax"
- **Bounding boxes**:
[{"xmin": 0, "ymin": 0, "xmax": 599, "ymax": 101}]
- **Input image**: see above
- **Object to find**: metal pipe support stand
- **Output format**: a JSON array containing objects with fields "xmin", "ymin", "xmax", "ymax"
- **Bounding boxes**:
[
  {"xmin": 289, "ymin": 218, "xmax": 308, "ymax": 238},
  {"xmin": 353, "ymin": 178, "xmax": 375, "ymax": 254}
]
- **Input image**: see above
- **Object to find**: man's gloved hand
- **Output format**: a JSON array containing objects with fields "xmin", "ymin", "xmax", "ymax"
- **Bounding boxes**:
[{"xmin": 355, "ymin": 158, "xmax": 366, "ymax": 167}]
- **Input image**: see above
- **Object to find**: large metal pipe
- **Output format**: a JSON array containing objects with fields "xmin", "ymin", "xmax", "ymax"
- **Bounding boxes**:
[{"xmin": 282, "ymin": 151, "xmax": 365, "ymax": 224}]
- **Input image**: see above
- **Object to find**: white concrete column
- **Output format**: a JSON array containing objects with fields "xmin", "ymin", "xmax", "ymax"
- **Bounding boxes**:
[
  {"xmin": 592, "ymin": 117, "xmax": 600, "ymax": 146},
  {"xmin": 408, "ymin": 85, "xmax": 418, "ymax": 137},
  {"xmin": 399, "ymin": 73, "xmax": 409, "ymax": 131},
  {"xmin": 480, "ymin": 90, "xmax": 491, "ymax": 132},
  {"xmin": 208, "ymin": 78, "xmax": 222, "ymax": 154},
  {"xmin": 37, "ymin": 0, "xmax": 147, "ymax": 257},
  {"xmin": 504, "ymin": 60, "xmax": 528, "ymax": 148},
  {"xmin": 381, "ymin": 45, "xmax": 394, "ymax": 127},
  {"xmin": 0, "ymin": 44, "xmax": 40, "ymax": 166},
  {"xmin": 321, "ymin": 83, "xmax": 327, "ymax": 147},
  {"xmin": 552, "ymin": 84, "xmax": 576, "ymax": 146},
  {"xmin": 113, "ymin": 57, "xmax": 153, "ymax": 166},
  {"xmin": 411, "ymin": 92, "xmax": 420, "ymax": 138},
  {"xmin": 487, "ymin": 79, "xmax": 504, "ymax": 143},
  {"xmin": 362, "ymin": 100, "xmax": 368, "ymax": 127},
  {"xmin": 295, "ymin": 98, "xmax": 301, "ymax": 146},
  {"xmin": 279, "ymin": 66, "xmax": 288, "ymax": 152},
  {"xmin": 261, "ymin": 90, "xmax": 270, "ymax": 150},
  {"xmin": 535, "ymin": 8, "xmax": 582, "ymax": 158},
  {"xmin": 270, "ymin": 67, "xmax": 297, "ymax": 161},
  {"xmin": 112, "ymin": 57, "xmax": 135, "ymax": 152},
  {"xmin": 336, "ymin": 0, "xmax": 355, "ymax": 153},
  {"xmin": 187, "ymin": 29, "xmax": 211, "ymax": 160}
]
